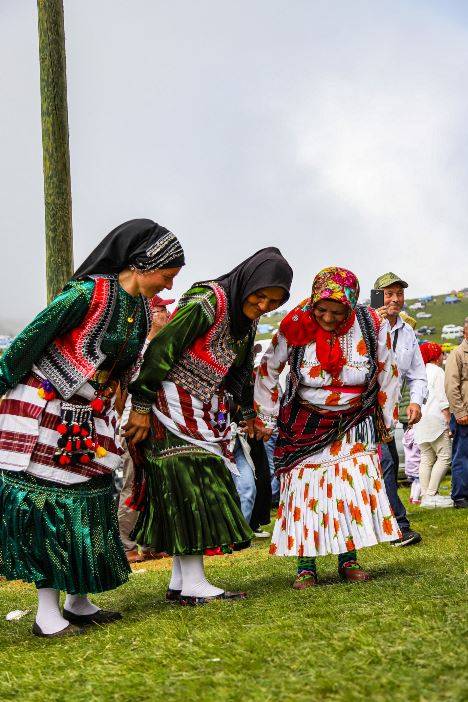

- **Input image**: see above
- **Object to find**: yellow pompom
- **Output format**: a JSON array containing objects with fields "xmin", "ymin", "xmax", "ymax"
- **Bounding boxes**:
[
  {"xmin": 37, "ymin": 388, "xmax": 46, "ymax": 399},
  {"xmin": 96, "ymin": 445, "xmax": 108, "ymax": 458}
]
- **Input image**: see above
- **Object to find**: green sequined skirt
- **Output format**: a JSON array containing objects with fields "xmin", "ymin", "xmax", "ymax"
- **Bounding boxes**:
[
  {"xmin": 0, "ymin": 471, "xmax": 130, "ymax": 594},
  {"xmin": 132, "ymin": 436, "xmax": 253, "ymax": 555}
]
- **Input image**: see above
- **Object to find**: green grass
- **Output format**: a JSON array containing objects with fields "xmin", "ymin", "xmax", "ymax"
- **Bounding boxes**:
[
  {"xmin": 0, "ymin": 482, "xmax": 467, "ymax": 702},
  {"xmin": 404, "ymin": 294, "xmax": 468, "ymax": 345}
]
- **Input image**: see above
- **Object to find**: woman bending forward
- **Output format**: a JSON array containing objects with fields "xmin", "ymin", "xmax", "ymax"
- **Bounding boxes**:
[
  {"xmin": 125, "ymin": 248, "xmax": 293, "ymax": 604},
  {"xmin": 254, "ymin": 267, "xmax": 401, "ymax": 587},
  {"xmin": 0, "ymin": 219, "xmax": 184, "ymax": 636}
]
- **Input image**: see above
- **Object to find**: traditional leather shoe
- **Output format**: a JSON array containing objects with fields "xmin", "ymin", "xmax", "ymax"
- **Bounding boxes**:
[
  {"xmin": 126, "ymin": 549, "xmax": 145, "ymax": 564},
  {"xmin": 292, "ymin": 571, "xmax": 318, "ymax": 590},
  {"xmin": 339, "ymin": 561, "xmax": 371, "ymax": 582},
  {"xmin": 165, "ymin": 588, "xmax": 182, "ymax": 602},
  {"xmin": 33, "ymin": 622, "xmax": 84, "ymax": 638},
  {"xmin": 63, "ymin": 608, "xmax": 122, "ymax": 626},
  {"xmin": 179, "ymin": 591, "xmax": 247, "ymax": 606}
]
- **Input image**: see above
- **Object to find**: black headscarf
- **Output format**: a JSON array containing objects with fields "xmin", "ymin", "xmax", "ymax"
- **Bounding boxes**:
[
  {"xmin": 72, "ymin": 219, "xmax": 185, "ymax": 279},
  {"xmin": 214, "ymin": 247, "xmax": 293, "ymax": 339}
]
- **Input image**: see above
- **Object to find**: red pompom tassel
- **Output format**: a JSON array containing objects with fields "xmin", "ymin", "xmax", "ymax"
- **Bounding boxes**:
[
  {"xmin": 81, "ymin": 428, "xmax": 89, "ymax": 437},
  {"xmin": 79, "ymin": 454, "xmax": 91, "ymax": 464},
  {"xmin": 91, "ymin": 397, "xmax": 105, "ymax": 414},
  {"xmin": 57, "ymin": 423, "xmax": 68, "ymax": 435},
  {"xmin": 59, "ymin": 454, "xmax": 71, "ymax": 466},
  {"xmin": 72, "ymin": 423, "xmax": 80, "ymax": 435},
  {"xmin": 84, "ymin": 438, "xmax": 94, "ymax": 449},
  {"xmin": 65, "ymin": 440, "xmax": 72, "ymax": 452}
]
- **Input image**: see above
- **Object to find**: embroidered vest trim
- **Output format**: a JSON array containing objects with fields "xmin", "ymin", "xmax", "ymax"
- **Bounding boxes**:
[
  {"xmin": 36, "ymin": 275, "xmax": 151, "ymax": 400},
  {"xmin": 167, "ymin": 283, "xmax": 238, "ymax": 403}
]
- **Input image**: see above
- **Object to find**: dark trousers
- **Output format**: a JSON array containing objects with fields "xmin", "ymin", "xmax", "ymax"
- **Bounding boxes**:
[
  {"xmin": 450, "ymin": 416, "xmax": 468, "ymax": 502},
  {"xmin": 380, "ymin": 439, "xmax": 410, "ymax": 533}
]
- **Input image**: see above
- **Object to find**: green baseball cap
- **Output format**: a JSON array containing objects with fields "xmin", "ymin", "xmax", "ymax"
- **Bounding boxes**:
[{"xmin": 374, "ymin": 272, "xmax": 408, "ymax": 289}]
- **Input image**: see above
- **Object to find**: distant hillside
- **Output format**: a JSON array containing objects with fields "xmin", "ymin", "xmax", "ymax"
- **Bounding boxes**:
[
  {"xmin": 404, "ymin": 293, "xmax": 467, "ymax": 344},
  {"xmin": 256, "ymin": 292, "xmax": 468, "ymax": 344}
]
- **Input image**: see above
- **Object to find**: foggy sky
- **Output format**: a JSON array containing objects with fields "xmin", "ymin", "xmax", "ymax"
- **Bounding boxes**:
[{"xmin": 1, "ymin": 0, "xmax": 467, "ymax": 334}]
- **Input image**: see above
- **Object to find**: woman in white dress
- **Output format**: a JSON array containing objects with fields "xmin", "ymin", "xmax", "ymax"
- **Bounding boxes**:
[{"xmin": 254, "ymin": 267, "xmax": 401, "ymax": 588}]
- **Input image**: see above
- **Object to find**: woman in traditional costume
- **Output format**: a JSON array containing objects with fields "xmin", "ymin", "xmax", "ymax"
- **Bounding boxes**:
[
  {"xmin": 254, "ymin": 267, "xmax": 400, "ymax": 587},
  {"xmin": 125, "ymin": 248, "xmax": 293, "ymax": 605},
  {"xmin": 0, "ymin": 219, "xmax": 184, "ymax": 636}
]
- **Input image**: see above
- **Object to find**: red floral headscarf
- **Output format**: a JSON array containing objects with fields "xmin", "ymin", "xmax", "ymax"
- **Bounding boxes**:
[
  {"xmin": 280, "ymin": 267, "xmax": 360, "ymax": 378},
  {"xmin": 420, "ymin": 342, "xmax": 443, "ymax": 365}
]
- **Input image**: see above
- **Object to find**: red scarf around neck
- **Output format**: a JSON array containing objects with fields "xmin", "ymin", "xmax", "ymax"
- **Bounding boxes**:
[{"xmin": 280, "ymin": 301, "xmax": 356, "ymax": 378}]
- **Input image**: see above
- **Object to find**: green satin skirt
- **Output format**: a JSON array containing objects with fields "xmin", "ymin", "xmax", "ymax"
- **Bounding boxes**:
[
  {"xmin": 0, "ymin": 470, "xmax": 130, "ymax": 594},
  {"xmin": 132, "ymin": 435, "xmax": 253, "ymax": 555}
]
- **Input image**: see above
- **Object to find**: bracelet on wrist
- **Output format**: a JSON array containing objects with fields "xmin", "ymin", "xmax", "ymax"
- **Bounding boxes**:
[{"xmin": 131, "ymin": 398, "xmax": 152, "ymax": 415}]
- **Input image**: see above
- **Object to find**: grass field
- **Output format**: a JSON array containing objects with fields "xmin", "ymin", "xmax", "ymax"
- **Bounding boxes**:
[{"xmin": 0, "ymin": 481, "xmax": 466, "ymax": 702}]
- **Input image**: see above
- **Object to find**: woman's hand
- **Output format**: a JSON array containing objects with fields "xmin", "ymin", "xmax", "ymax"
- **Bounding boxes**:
[
  {"xmin": 254, "ymin": 424, "xmax": 274, "ymax": 442},
  {"xmin": 123, "ymin": 410, "xmax": 151, "ymax": 445}
]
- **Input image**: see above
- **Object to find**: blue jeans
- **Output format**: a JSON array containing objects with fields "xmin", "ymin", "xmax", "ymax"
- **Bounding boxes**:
[
  {"xmin": 380, "ymin": 440, "xmax": 410, "ymax": 533},
  {"xmin": 450, "ymin": 415, "xmax": 468, "ymax": 501},
  {"xmin": 233, "ymin": 438, "xmax": 257, "ymax": 524},
  {"xmin": 264, "ymin": 433, "xmax": 280, "ymax": 504}
]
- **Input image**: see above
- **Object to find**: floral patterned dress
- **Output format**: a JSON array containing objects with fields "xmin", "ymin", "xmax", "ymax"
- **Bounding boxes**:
[{"xmin": 254, "ymin": 316, "xmax": 402, "ymax": 557}]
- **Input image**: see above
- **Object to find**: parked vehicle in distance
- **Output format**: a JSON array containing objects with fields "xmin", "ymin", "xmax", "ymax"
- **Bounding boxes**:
[
  {"xmin": 444, "ymin": 295, "xmax": 460, "ymax": 304},
  {"xmin": 416, "ymin": 326, "xmax": 436, "ymax": 335},
  {"xmin": 442, "ymin": 324, "xmax": 463, "ymax": 334},
  {"xmin": 416, "ymin": 312, "xmax": 432, "ymax": 319},
  {"xmin": 442, "ymin": 330, "xmax": 463, "ymax": 340},
  {"xmin": 409, "ymin": 302, "xmax": 424, "ymax": 310}
]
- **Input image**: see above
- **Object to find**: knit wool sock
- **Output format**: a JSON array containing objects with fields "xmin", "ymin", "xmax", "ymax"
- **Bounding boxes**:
[
  {"xmin": 168, "ymin": 556, "xmax": 182, "ymax": 590},
  {"xmin": 338, "ymin": 550, "xmax": 358, "ymax": 569},
  {"xmin": 179, "ymin": 555, "xmax": 224, "ymax": 597},
  {"xmin": 36, "ymin": 588, "xmax": 69, "ymax": 635},
  {"xmin": 297, "ymin": 556, "xmax": 317, "ymax": 575},
  {"xmin": 64, "ymin": 594, "xmax": 100, "ymax": 616}
]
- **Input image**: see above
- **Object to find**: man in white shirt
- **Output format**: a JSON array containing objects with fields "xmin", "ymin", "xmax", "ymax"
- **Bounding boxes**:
[{"xmin": 374, "ymin": 272, "xmax": 428, "ymax": 546}]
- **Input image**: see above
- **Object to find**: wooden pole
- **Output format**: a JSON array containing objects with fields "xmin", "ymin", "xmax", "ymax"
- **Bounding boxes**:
[{"xmin": 37, "ymin": 0, "xmax": 74, "ymax": 302}]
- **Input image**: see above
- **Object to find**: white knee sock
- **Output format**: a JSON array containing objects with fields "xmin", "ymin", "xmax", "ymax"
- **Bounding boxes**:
[
  {"xmin": 36, "ymin": 588, "xmax": 69, "ymax": 634},
  {"xmin": 168, "ymin": 556, "xmax": 182, "ymax": 590},
  {"xmin": 64, "ymin": 594, "xmax": 100, "ymax": 616},
  {"xmin": 179, "ymin": 555, "xmax": 224, "ymax": 597}
]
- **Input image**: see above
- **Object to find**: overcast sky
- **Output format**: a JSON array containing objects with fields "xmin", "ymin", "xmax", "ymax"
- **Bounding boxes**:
[{"xmin": 1, "ymin": 0, "xmax": 468, "ymax": 333}]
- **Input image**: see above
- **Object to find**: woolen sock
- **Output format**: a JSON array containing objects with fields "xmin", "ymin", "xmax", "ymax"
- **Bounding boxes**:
[
  {"xmin": 297, "ymin": 556, "xmax": 317, "ymax": 575},
  {"xmin": 36, "ymin": 588, "xmax": 69, "ymax": 635},
  {"xmin": 179, "ymin": 555, "xmax": 224, "ymax": 597},
  {"xmin": 338, "ymin": 551, "xmax": 357, "ymax": 569},
  {"xmin": 168, "ymin": 556, "xmax": 182, "ymax": 590},
  {"xmin": 64, "ymin": 594, "xmax": 100, "ymax": 616}
]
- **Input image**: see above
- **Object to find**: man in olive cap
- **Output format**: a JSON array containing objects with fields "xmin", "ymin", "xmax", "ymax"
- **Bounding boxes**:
[{"xmin": 374, "ymin": 272, "xmax": 427, "ymax": 547}]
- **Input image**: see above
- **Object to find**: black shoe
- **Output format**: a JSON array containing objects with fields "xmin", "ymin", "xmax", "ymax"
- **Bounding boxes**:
[
  {"xmin": 179, "ymin": 591, "xmax": 247, "ymax": 606},
  {"xmin": 33, "ymin": 622, "xmax": 84, "ymax": 638},
  {"xmin": 453, "ymin": 498, "xmax": 468, "ymax": 509},
  {"xmin": 63, "ymin": 608, "xmax": 122, "ymax": 626},
  {"xmin": 165, "ymin": 588, "xmax": 182, "ymax": 602},
  {"xmin": 391, "ymin": 530, "xmax": 422, "ymax": 547}
]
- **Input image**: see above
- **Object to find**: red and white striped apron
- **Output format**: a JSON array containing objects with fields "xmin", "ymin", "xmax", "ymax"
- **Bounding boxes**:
[
  {"xmin": 154, "ymin": 381, "xmax": 239, "ymax": 475},
  {"xmin": 0, "ymin": 367, "xmax": 121, "ymax": 485}
]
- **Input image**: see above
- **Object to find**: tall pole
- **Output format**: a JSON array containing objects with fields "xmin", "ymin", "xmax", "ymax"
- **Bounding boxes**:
[{"xmin": 37, "ymin": 0, "xmax": 74, "ymax": 302}]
